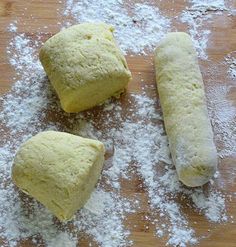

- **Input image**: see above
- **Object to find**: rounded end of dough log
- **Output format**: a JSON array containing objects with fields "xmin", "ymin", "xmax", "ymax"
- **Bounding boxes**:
[{"xmin": 178, "ymin": 162, "xmax": 217, "ymax": 187}]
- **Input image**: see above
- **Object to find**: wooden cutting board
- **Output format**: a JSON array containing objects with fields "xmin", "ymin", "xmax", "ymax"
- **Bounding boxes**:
[{"xmin": 0, "ymin": 0, "xmax": 236, "ymax": 246}]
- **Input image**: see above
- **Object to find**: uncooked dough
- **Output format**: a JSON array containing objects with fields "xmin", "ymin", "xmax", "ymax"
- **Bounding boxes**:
[
  {"xmin": 39, "ymin": 23, "xmax": 132, "ymax": 113},
  {"xmin": 154, "ymin": 32, "xmax": 217, "ymax": 187},
  {"xmin": 12, "ymin": 131, "xmax": 105, "ymax": 221}
]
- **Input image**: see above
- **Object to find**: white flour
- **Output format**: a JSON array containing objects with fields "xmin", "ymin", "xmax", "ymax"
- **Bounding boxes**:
[
  {"xmin": 131, "ymin": 93, "xmax": 227, "ymax": 246},
  {"xmin": 180, "ymin": 0, "xmax": 227, "ymax": 60},
  {"xmin": 0, "ymin": 32, "xmax": 134, "ymax": 247},
  {"xmin": 207, "ymin": 82, "xmax": 236, "ymax": 158},
  {"xmin": 1, "ymin": 34, "xmax": 49, "ymax": 134},
  {"xmin": 75, "ymin": 191, "xmax": 134, "ymax": 247},
  {"xmin": 47, "ymin": 232, "xmax": 76, "ymax": 247},
  {"xmin": 191, "ymin": 190, "xmax": 227, "ymax": 222},
  {"xmin": 63, "ymin": 0, "xmax": 171, "ymax": 54},
  {"xmin": 8, "ymin": 21, "xmax": 18, "ymax": 33},
  {"xmin": 225, "ymin": 52, "xmax": 236, "ymax": 79},
  {"xmin": 180, "ymin": 11, "xmax": 211, "ymax": 60},
  {"xmin": 0, "ymin": 0, "xmax": 235, "ymax": 246},
  {"xmin": 190, "ymin": 0, "xmax": 226, "ymax": 10}
]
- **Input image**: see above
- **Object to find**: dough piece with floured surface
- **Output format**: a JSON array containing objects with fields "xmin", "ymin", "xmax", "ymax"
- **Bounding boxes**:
[
  {"xmin": 12, "ymin": 131, "xmax": 105, "ymax": 221},
  {"xmin": 154, "ymin": 32, "xmax": 217, "ymax": 187},
  {"xmin": 39, "ymin": 23, "xmax": 132, "ymax": 113}
]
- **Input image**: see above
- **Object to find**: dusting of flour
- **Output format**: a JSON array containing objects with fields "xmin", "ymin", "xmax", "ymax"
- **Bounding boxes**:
[
  {"xmin": 0, "ymin": 0, "xmax": 235, "ymax": 247},
  {"xmin": 63, "ymin": 0, "xmax": 171, "ymax": 54},
  {"xmin": 180, "ymin": 0, "xmax": 230, "ymax": 60},
  {"xmin": 0, "ymin": 30, "xmax": 134, "ymax": 247},
  {"xmin": 207, "ymin": 84, "xmax": 236, "ymax": 158},
  {"xmin": 225, "ymin": 52, "xmax": 236, "ymax": 79}
]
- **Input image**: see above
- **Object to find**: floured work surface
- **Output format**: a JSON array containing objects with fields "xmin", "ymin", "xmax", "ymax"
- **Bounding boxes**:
[{"xmin": 0, "ymin": 0, "xmax": 236, "ymax": 247}]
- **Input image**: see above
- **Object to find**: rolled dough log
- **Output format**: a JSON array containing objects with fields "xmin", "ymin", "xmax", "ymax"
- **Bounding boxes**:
[
  {"xmin": 154, "ymin": 32, "xmax": 217, "ymax": 187},
  {"xmin": 39, "ymin": 23, "xmax": 132, "ymax": 113},
  {"xmin": 12, "ymin": 131, "xmax": 105, "ymax": 221}
]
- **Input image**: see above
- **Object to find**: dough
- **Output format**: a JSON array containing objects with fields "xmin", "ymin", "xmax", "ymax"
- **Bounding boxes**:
[
  {"xmin": 39, "ymin": 23, "xmax": 132, "ymax": 113},
  {"xmin": 154, "ymin": 32, "xmax": 217, "ymax": 187},
  {"xmin": 12, "ymin": 131, "xmax": 105, "ymax": 221}
]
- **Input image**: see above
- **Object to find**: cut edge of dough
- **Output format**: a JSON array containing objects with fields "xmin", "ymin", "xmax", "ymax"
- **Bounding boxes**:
[
  {"xmin": 61, "ymin": 77, "xmax": 129, "ymax": 113},
  {"xmin": 178, "ymin": 162, "xmax": 217, "ymax": 187},
  {"xmin": 57, "ymin": 151, "xmax": 105, "ymax": 221},
  {"xmin": 11, "ymin": 131, "xmax": 106, "ymax": 222}
]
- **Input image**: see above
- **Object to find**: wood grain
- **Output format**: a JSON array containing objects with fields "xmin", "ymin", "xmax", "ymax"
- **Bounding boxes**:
[{"xmin": 0, "ymin": 0, "xmax": 236, "ymax": 246}]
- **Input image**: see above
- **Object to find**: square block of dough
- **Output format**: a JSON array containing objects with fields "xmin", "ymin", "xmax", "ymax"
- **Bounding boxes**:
[
  {"xmin": 12, "ymin": 131, "xmax": 105, "ymax": 221},
  {"xmin": 39, "ymin": 23, "xmax": 132, "ymax": 113}
]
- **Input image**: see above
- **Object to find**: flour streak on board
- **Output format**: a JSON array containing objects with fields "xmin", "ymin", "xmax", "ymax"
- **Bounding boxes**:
[{"xmin": 0, "ymin": 0, "xmax": 236, "ymax": 246}]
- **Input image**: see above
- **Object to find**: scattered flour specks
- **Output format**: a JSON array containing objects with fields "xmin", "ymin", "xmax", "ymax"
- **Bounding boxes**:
[
  {"xmin": 190, "ymin": 0, "xmax": 226, "ymax": 11},
  {"xmin": 63, "ymin": 0, "xmax": 171, "ymax": 54},
  {"xmin": 47, "ymin": 232, "xmax": 76, "ymax": 247},
  {"xmin": 0, "ymin": 34, "xmax": 49, "ymax": 134},
  {"xmin": 207, "ymin": 83, "xmax": 236, "ymax": 158},
  {"xmin": 0, "ymin": 31, "xmax": 134, "ymax": 247},
  {"xmin": 1, "ymin": 1, "xmax": 235, "ymax": 247},
  {"xmin": 132, "ymin": 94, "xmax": 227, "ymax": 246},
  {"xmin": 180, "ymin": 10, "xmax": 211, "ymax": 60},
  {"xmin": 191, "ymin": 190, "xmax": 227, "ymax": 222},
  {"xmin": 8, "ymin": 21, "xmax": 18, "ymax": 33},
  {"xmin": 180, "ymin": 0, "xmax": 227, "ymax": 59},
  {"xmin": 225, "ymin": 52, "xmax": 236, "ymax": 79},
  {"xmin": 76, "ymin": 191, "xmax": 133, "ymax": 247}
]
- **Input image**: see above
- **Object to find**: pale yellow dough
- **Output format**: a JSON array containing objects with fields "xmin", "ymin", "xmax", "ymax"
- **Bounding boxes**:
[
  {"xmin": 39, "ymin": 23, "xmax": 132, "ymax": 113},
  {"xmin": 154, "ymin": 32, "xmax": 217, "ymax": 187},
  {"xmin": 12, "ymin": 131, "xmax": 105, "ymax": 221}
]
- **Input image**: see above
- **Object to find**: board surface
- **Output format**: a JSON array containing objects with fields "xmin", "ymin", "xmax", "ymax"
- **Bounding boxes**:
[{"xmin": 0, "ymin": 0, "xmax": 236, "ymax": 246}]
